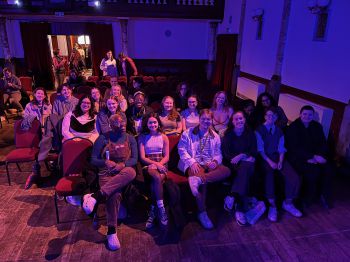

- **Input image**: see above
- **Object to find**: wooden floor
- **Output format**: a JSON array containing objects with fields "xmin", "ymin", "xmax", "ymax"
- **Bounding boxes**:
[{"xmin": 1, "ymin": 120, "xmax": 350, "ymax": 262}]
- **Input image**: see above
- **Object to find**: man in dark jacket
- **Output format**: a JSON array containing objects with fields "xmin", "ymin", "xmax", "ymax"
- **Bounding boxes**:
[
  {"xmin": 286, "ymin": 105, "xmax": 333, "ymax": 206},
  {"xmin": 2, "ymin": 67, "xmax": 23, "ymax": 113}
]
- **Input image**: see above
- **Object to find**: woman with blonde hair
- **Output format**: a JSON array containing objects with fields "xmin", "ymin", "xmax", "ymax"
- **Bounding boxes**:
[
  {"xmin": 210, "ymin": 91, "xmax": 234, "ymax": 137},
  {"xmin": 158, "ymin": 96, "xmax": 182, "ymax": 136}
]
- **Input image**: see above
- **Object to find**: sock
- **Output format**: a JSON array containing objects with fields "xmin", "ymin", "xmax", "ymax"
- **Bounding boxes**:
[
  {"xmin": 285, "ymin": 198, "xmax": 293, "ymax": 205},
  {"xmin": 268, "ymin": 199, "xmax": 276, "ymax": 207},
  {"xmin": 91, "ymin": 190, "xmax": 105, "ymax": 203},
  {"xmin": 157, "ymin": 200, "xmax": 164, "ymax": 209},
  {"xmin": 107, "ymin": 226, "xmax": 116, "ymax": 235}
]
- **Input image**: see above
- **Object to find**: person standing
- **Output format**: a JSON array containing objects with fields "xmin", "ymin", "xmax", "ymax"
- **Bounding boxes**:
[
  {"xmin": 116, "ymin": 52, "xmax": 138, "ymax": 81},
  {"xmin": 52, "ymin": 49, "xmax": 66, "ymax": 89},
  {"xmin": 2, "ymin": 67, "xmax": 23, "ymax": 114},
  {"xmin": 100, "ymin": 50, "xmax": 118, "ymax": 77}
]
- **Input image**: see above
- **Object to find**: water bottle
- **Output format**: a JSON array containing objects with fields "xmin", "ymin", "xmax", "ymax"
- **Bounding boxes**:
[{"xmin": 105, "ymin": 150, "xmax": 110, "ymax": 160}]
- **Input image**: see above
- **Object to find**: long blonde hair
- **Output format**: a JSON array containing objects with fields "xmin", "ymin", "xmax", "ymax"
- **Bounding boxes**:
[{"xmin": 211, "ymin": 91, "xmax": 230, "ymax": 112}]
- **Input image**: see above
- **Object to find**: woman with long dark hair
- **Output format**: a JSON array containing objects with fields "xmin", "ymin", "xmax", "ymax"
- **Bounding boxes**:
[
  {"xmin": 138, "ymin": 113, "xmax": 170, "ymax": 228},
  {"xmin": 62, "ymin": 95, "xmax": 98, "ymax": 143}
]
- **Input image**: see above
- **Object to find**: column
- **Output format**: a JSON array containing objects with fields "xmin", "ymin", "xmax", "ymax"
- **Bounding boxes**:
[
  {"xmin": 120, "ymin": 19, "xmax": 129, "ymax": 56},
  {"xmin": 0, "ymin": 17, "xmax": 12, "ymax": 66},
  {"xmin": 231, "ymin": 0, "xmax": 247, "ymax": 97},
  {"xmin": 206, "ymin": 21, "xmax": 218, "ymax": 80},
  {"xmin": 268, "ymin": 0, "xmax": 291, "ymax": 103}
]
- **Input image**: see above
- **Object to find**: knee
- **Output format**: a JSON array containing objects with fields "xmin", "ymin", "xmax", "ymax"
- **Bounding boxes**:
[
  {"xmin": 148, "ymin": 169, "xmax": 163, "ymax": 183},
  {"xmin": 122, "ymin": 167, "xmax": 136, "ymax": 181}
]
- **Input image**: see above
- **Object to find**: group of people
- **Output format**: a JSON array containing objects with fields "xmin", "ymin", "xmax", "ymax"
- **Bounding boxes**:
[{"xmin": 14, "ymin": 71, "xmax": 333, "ymax": 251}]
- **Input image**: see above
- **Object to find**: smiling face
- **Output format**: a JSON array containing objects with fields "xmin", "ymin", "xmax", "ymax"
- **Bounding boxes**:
[
  {"xmin": 110, "ymin": 115, "xmax": 126, "ymax": 133},
  {"xmin": 232, "ymin": 112, "xmax": 246, "ymax": 129},
  {"xmin": 80, "ymin": 98, "xmax": 91, "ymax": 114},
  {"xmin": 163, "ymin": 97, "xmax": 174, "ymax": 112},
  {"xmin": 107, "ymin": 51, "xmax": 112, "ymax": 59},
  {"xmin": 91, "ymin": 88, "xmax": 100, "ymax": 101},
  {"xmin": 110, "ymin": 77, "xmax": 118, "ymax": 87},
  {"xmin": 300, "ymin": 109, "xmax": 314, "ymax": 125},
  {"xmin": 216, "ymin": 92, "xmax": 226, "ymax": 106},
  {"xmin": 147, "ymin": 117, "xmax": 159, "ymax": 133},
  {"xmin": 107, "ymin": 98, "xmax": 119, "ymax": 114},
  {"xmin": 199, "ymin": 112, "xmax": 212, "ymax": 131},
  {"xmin": 134, "ymin": 94, "xmax": 145, "ymax": 109},
  {"xmin": 61, "ymin": 86, "xmax": 72, "ymax": 99},
  {"xmin": 264, "ymin": 110, "xmax": 278, "ymax": 125},
  {"xmin": 111, "ymin": 85, "xmax": 121, "ymax": 97},
  {"xmin": 188, "ymin": 96, "xmax": 198, "ymax": 110},
  {"xmin": 34, "ymin": 90, "xmax": 45, "ymax": 103}
]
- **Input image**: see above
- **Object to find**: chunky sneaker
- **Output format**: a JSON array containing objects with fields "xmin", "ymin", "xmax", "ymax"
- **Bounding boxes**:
[
  {"xmin": 245, "ymin": 201, "xmax": 266, "ymax": 225},
  {"xmin": 158, "ymin": 206, "xmax": 168, "ymax": 226},
  {"xmin": 66, "ymin": 195, "xmax": 82, "ymax": 206},
  {"xmin": 235, "ymin": 211, "xmax": 248, "ymax": 226},
  {"xmin": 198, "ymin": 211, "xmax": 214, "ymax": 229},
  {"xmin": 82, "ymin": 194, "xmax": 97, "ymax": 215},
  {"xmin": 268, "ymin": 207, "xmax": 278, "ymax": 222},
  {"xmin": 224, "ymin": 196, "xmax": 235, "ymax": 212},
  {"xmin": 107, "ymin": 233, "xmax": 121, "ymax": 251},
  {"xmin": 282, "ymin": 201, "xmax": 302, "ymax": 217},
  {"xmin": 145, "ymin": 206, "xmax": 157, "ymax": 229},
  {"xmin": 188, "ymin": 176, "xmax": 202, "ymax": 197}
]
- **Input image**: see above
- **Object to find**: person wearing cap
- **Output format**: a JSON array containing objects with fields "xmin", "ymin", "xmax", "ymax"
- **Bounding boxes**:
[
  {"xmin": 116, "ymin": 52, "xmax": 138, "ymax": 80},
  {"xmin": 125, "ymin": 91, "xmax": 153, "ymax": 136}
]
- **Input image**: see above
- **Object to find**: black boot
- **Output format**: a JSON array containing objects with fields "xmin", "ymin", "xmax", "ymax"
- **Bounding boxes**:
[{"xmin": 25, "ymin": 162, "xmax": 41, "ymax": 190}]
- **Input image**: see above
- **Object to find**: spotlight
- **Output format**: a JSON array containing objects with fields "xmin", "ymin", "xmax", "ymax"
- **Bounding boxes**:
[
  {"xmin": 88, "ymin": 0, "xmax": 101, "ymax": 8},
  {"xmin": 7, "ymin": 0, "xmax": 22, "ymax": 6}
]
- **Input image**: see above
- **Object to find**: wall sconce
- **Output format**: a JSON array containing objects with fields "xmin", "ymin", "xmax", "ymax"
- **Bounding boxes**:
[
  {"xmin": 252, "ymin": 8, "xmax": 264, "ymax": 22},
  {"xmin": 307, "ymin": 0, "xmax": 331, "ymax": 14}
]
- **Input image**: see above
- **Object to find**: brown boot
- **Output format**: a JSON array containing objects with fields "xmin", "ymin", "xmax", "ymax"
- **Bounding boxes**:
[{"xmin": 25, "ymin": 163, "xmax": 41, "ymax": 190}]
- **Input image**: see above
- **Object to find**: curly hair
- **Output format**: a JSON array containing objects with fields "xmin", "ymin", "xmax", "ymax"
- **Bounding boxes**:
[
  {"xmin": 140, "ymin": 112, "xmax": 163, "ymax": 135},
  {"xmin": 73, "ymin": 95, "xmax": 95, "ymax": 119}
]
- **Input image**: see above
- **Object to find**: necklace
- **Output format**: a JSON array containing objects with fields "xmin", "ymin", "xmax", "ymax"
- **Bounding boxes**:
[{"xmin": 198, "ymin": 132, "xmax": 209, "ymax": 163}]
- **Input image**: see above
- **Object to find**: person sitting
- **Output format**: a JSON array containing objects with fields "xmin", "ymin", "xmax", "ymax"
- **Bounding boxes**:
[
  {"xmin": 138, "ymin": 113, "xmax": 170, "ymax": 228},
  {"xmin": 97, "ymin": 96, "xmax": 125, "ymax": 136},
  {"xmin": 64, "ymin": 70, "xmax": 86, "ymax": 92},
  {"xmin": 1, "ymin": 67, "xmax": 23, "ymax": 114},
  {"xmin": 210, "ymin": 91, "xmax": 234, "ymax": 137},
  {"xmin": 255, "ymin": 92, "xmax": 288, "ymax": 130},
  {"xmin": 21, "ymin": 87, "xmax": 52, "ymax": 189},
  {"xmin": 241, "ymin": 99, "xmax": 257, "ymax": 129},
  {"xmin": 256, "ymin": 107, "xmax": 302, "ymax": 222},
  {"xmin": 126, "ymin": 91, "xmax": 153, "ymax": 136},
  {"xmin": 158, "ymin": 96, "xmax": 182, "ymax": 136},
  {"xmin": 91, "ymin": 87, "xmax": 105, "ymax": 114},
  {"xmin": 221, "ymin": 111, "xmax": 257, "ymax": 226},
  {"xmin": 178, "ymin": 109, "xmax": 231, "ymax": 229},
  {"xmin": 62, "ymin": 95, "xmax": 99, "ymax": 143},
  {"xmin": 103, "ymin": 84, "xmax": 127, "ymax": 112},
  {"xmin": 25, "ymin": 84, "xmax": 79, "ymax": 190},
  {"xmin": 286, "ymin": 105, "xmax": 333, "ymax": 207},
  {"xmin": 181, "ymin": 94, "xmax": 200, "ymax": 131},
  {"xmin": 174, "ymin": 82, "xmax": 190, "ymax": 112},
  {"xmin": 128, "ymin": 76, "xmax": 146, "ymax": 105},
  {"xmin": 104, "ymin": 76, "xmax": 128, "ymax": 101},
  {"xmin": 100, "ymin": 50, "xmax": 118, "ymax": 77},
  {"xmin": 82, "ymin": 113, "xmax": 137, "ymax": 251}
]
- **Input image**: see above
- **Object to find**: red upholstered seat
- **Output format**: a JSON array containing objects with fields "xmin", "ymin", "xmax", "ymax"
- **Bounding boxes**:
[
  {"xmin": 55, "ymin": 176, "xmax": 87, "ymax": 196},
  {"xmin": 5, "ymin": 148, "xmax": 39, "ymax": 162},
  {"xmin": 167, "ymin": 171, "xmax": 188, "ymax": 185}
]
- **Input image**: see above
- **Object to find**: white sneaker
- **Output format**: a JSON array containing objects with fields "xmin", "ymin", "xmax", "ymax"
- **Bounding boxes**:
[
  {"xmin": 107, "ymin": 233, "xmax": 121, "ymax": 251},
  {"xmin": 282, "ymin": 201, "xmax": 302, "ymax": 217},
  {"xmin": 198, "ymin": 211, "xmax": 214, "ymax": 229},
  {"xmin": 66, "ymin": 195, "xmax": 82, "ymax": 206},
  {"xmin": 145, "ymin": 205, "xmax": 156, "ymax": 229},
  {"xmin": 268, "ymin": 207, "xmax": 278, "ymax": 222},
  {"xmin": 224, "ymin": 196, "xmax": 235, "ymax": 212},
  {"xmin": 235, "ymin": 211, "xmax": 248, "ymax": 226},
  {"xmin": 82, "ymin": 194, "xmax": 96, "ymax": 215},
  {"xmin": 158, "ymin": 206, "xmax": 168, "ymax": 226},
  {"xmin": 188, "ymin": 176, "xmax": 202, "ymax": 197}
]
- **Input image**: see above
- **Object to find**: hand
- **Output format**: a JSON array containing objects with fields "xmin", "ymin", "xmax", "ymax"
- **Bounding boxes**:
[
  {"xmin": 105, "ymin": 159, "xmax": 117, "ymax": 170},
  {"xmin": 314, "ymin": 155, "xmax": 327, "ymax": 164},
  {"xmin": 190, "ymin": 162, "xmax": 201, "ymax": 175},
  {"xmin": 156, "ymin": 163, "xmax": 167, "ymax": 173},
  {"xmin": 307, "ymin": 158, "xmax": 318, "ymax": 164},
  {"xmin": 7, "ymin": 83, "xmax": 13, "ymax": 87},
  {"xmin": 245, "ymin": 156, "xmax": 255, "ymax": 163},
  {"xmin": 277, "ymin": 161, "xmax": 283, "ymax": 170},
  {"xmin": 112, "ymin": 162, "xmax": 125, "ymax": 172},
  {"xmin": 268, "ymin": 159, "xmax": 278, "ymax": 170},
  {"xmin": 207, "ymin": 161, "xmax": 217, "ymax": 170},
  {"xmin": 133, "ymin": 71, "xmax": 138, "ymax": 76},
  {"xmin": 230, "ymin": 154, "xmax": 246, "ymax": 165}
]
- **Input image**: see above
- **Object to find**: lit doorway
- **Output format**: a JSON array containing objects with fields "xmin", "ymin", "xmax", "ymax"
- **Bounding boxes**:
[{"xmin": 48, "ymin": 35, "xmax": 92, "ymax": 88}]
